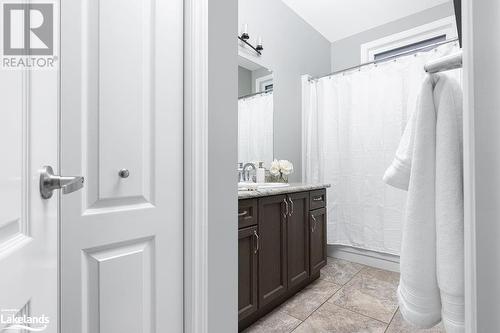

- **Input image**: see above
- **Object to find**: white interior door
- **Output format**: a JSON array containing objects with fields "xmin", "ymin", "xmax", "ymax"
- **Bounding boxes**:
[
  {"xmin": 0, "ymin": 29, "xmax": 59, "ymax": 333},
  {"xmin": 60, "ymin": 0, "xmax": 184, "ymax": 332}
]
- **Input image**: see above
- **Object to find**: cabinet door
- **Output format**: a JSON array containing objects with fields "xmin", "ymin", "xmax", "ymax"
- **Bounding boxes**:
[
  {"xmin": 258, "ymin": 195, "xmax": 288, "ymax": 307},
  {"xmin": 287, "ymin": 192, "xmax": 310, "ymax": 288},
  {"xmin": 310, "ymin": 208, "xmax": 327, "ymax": 276},
  {"xmin": 239, "ymin": 226, "xmax": 259, "ymax": 321}
]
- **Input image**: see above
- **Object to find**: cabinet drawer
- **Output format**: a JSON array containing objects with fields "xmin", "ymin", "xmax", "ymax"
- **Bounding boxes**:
[
  {"xmin": 239, "ymin": 199, "xmax": 258, "ymax": 228},
  {"xmin": 310, "ymin": 189, "xmax": 326, "ymax": 210}
]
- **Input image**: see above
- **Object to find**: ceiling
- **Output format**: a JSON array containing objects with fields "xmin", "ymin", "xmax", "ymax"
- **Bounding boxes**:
[
  {"xmin": 281, "ymin": 0, "xmax": 451, "ymax": 42},
  {"xmin": 238, "ymin": 54, "xmax": 266, "ymax": 71}
]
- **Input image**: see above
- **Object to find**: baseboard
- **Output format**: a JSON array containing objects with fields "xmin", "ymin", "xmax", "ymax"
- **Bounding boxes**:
[{"xmin": 327, "ymin": 245, "xmax": 400, "ymax": 273}]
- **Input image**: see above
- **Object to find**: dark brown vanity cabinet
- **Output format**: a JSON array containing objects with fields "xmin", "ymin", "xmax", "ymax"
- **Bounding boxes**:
[
  {"xmin": 310, "ymin": 207, "xmax": 327, "ymax": 276},
  {"xmin": 257, "ymin": 195, "xmax": 288, "ymax": 308},
  {"xmin": 309, "ymin": 189, "xmax": 327, "ymax": 276},
  {"xmin": 286, "ymin": 192, "xmax": 310, "ymax": 289},
  {"xmin": 238, "ymin": 225, "xmax": 259, "ymax": 321},
  {"xmin": 238, "ymin": 188, "xmax": 328, "ymax": 330}
]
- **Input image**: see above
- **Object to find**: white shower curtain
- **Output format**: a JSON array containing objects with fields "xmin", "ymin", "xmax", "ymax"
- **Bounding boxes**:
[
  {"xmin": 303, "ymin": 42, "xmax": 461, "ymax": 255},
  {"xmin": 238, "ymin": 92, "xmax": 274, "ymax": 166}
]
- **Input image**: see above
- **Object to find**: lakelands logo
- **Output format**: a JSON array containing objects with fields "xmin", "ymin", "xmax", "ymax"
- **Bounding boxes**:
[
  {"xmin": 1, "ymin": 309, "xmax": 49, "ymax": 332},
  {"xmin": 1, "ymin": 0, "xmax": 58, "ymax": 69}
]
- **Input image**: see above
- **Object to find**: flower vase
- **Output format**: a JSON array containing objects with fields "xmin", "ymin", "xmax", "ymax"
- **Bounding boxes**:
[{"xmin": 278, "ymin": 173, "xmax": 288, "ymax": 183}]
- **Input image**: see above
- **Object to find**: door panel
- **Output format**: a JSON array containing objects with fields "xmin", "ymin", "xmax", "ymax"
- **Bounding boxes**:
[
  {"xmin": 258, "ymin": 195, "xmax": 287, "ymax": 307},
  {"xmin": 81, "ymin": 0, "xmax": 155, "ymax": 210},
  {"xmin": 310, "ymin": 208, "xmax": 327, "ymax": 276},
  {"xmin": 287, "ymin": 193, "xmax": 310, "ymax": 288},
  {"xmin": 0, "ymin": 53, "xmax": 58, "ymax": 330},
  {"xmin": 97, "ymin": 0, "xmax": 153, "ymax": 202},
  {"xmin": 61, "ymin": 0, "xmax": 183, "ymax": 331},
  {"xmin": 84, "ymin": 238, "xmax": 154, "ymax": 333},
  {"xmin": 0, "ymin": 71, "xmax": 25, "ymax": 246},
  {"xmin": 238, "ymin": 226, "xmax": 258, "ymax": 321}
]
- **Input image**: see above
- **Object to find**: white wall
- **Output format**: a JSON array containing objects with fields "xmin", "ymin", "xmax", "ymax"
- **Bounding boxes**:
[
  {"xmin": 239, "ymin": 0, "xmax": 331, "ymax": 181},
  {"xmin": 208, "ymin": 0, "xmax": 238, "ymax": 331},
  {"xmin": 238, "ymin": 66, "xmax": 252, "ymax": 97},
  {"xmin": 330, "ymin": 3, "xmax": 454, "ymax": 72},
  {"xmin": 463, "ymin": 0, "xmax": 500, "ymax": 331}
]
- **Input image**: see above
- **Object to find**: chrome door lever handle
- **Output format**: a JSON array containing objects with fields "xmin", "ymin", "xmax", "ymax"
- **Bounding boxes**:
[
  {"xmin": 60, "ymin": 176, "xmax": 85, "ymax": 194},
  {"xmin": 40, "ymin": 165, "xmax": 84, "ymax": 199}
]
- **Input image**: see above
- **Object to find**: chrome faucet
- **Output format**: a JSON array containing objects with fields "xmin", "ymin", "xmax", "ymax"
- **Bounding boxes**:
[{"xmin": 242, "ymin": 163, "xmax": 256, "ymax": 182}]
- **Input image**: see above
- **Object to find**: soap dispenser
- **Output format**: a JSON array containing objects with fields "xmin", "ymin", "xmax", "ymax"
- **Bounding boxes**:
[{"xmin": 256, "ymin": 162, "xmax": 266, "ymax": 183}]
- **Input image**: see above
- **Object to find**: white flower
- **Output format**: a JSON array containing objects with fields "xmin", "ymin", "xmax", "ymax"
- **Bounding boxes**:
[
  {"xmin": 269, "ymin": 159, "xmax": 281, "ymax": 176},
  {"xmin": 278, "ymin": 160, "xmax": 294, "ymax": 176}
]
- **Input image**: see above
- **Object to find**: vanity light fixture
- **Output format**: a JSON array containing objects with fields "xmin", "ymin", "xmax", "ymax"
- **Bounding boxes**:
[
  {"xmin": 256, "ymin": 37, "xmax": 263, "ymax": 52},
  {"xmin": 238, "ymin": 24, "xmax": 263, "ymax": 56},
  {"xmin": 241, "ymin": 24, "xmax": 249, "ymax": 40}
]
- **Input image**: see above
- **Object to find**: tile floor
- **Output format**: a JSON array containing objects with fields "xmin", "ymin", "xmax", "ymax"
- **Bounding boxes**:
[{"xmin": 243, "ymin": 257, "xmax": 445, "ymax": 333}]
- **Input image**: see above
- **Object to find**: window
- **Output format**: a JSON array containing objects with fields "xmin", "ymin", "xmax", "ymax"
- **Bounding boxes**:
[
  {"xmin": 360, "ymin": 16, "xmax": 458, "ymax": 63},
  {"xmin": 255, "ymin": 74, "xmax": 274, "ymax": 93},
  {"xmin": 373, "ymin": 34, "xmax": 446, "ymax": 62}
]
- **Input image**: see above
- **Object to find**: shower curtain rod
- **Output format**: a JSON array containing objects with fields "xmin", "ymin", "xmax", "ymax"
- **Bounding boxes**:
[
  {"xmin": 238, "ymin": 88, "xmax": 273, "ymax": 100},
  {"xmin": 424, "ymin": 51, "xmax": 463, "ymax": 73},
  {"xmin": 310, "ymin": 37, "xmax": 460, "ymax": 81}
]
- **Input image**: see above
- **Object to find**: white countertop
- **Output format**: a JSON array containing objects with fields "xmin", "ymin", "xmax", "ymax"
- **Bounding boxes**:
[{"xmin": 238, "ymin": 183, "xmax": 331, "ymax": 199}]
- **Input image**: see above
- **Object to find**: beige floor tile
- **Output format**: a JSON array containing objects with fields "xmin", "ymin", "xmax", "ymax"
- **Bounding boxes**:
[
  {"xmin": 242, "ymin": 309, "xmax": 301, "ymax": 333},
  {"xmin": 362, "ymin": 266, "xmax": 400, "ymax": 285},
  {"xmin": 280, "ymin": 278, "xmax": 341, "ymax": 320},
  {"xmin": 293, "ymin": 302, "xmax": 387, "ymax": 333},
  {"xmin": 329, "ymin": 267, "xmax": 399, "ymax": 323},
  {"xmin": 385, "ymin": 309, "xmax": 446, "ymax": 333},
  {"xmin": 320, "ymin": 257, "xmax": 365, "ymax": 285}
]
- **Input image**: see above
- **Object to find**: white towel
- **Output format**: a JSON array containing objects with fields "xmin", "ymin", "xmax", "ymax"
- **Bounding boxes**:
[
  {"xmin": 383, "ymin": 74, "xmax": 464, "ymax": 332},
  {"xmin": 434, "ymin": 75, "xmax": 464, "ymax": 333},
  {"xmin": 382, "ymin": 98, "xmax": 416, "ymax": 191},
  {"xmin": 388, "ymin": 75, "xmax": 442, "ymax": 328}
]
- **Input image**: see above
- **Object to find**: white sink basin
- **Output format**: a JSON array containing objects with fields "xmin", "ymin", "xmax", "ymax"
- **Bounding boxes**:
[{"xmin": 238, "ymin": 182, "xmax": 290, "ymax": 190}]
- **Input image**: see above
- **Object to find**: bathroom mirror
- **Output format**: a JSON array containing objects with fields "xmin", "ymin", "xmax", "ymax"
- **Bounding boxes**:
[{"xmin": 238, "ymin": 56, "xmax": 274, "ymax": 167}]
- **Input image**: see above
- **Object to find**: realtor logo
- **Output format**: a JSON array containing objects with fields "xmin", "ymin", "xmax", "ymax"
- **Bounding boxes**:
[
  {"xmin": 1, "ymin": 1, "xmax": 57, "ymax": 69},
  {"xmin": 3, "ymin": 3, "xmax": 53, "ymax": 55}
]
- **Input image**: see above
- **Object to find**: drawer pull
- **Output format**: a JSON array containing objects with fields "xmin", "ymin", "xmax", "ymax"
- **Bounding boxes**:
[
  {"xmin": 288, "ymin": 197, "xmax": 294, "ymax": 217},
  {"xmin": 238, "ymin": 210, "xmax": 248, "ymax": 217},
  {"xmin": 313, "ymin": 196, "xmax": 323, "ymax": 202},
  {"xmin": 253, "ymin": 230, "xmax": 259, "ymax": 254},
  {"xmin": 282, "ymin": 198, "xmax": 289, "ymax": 219},
  {"xmin": 311, "ymin": 215, "xmax": 317, "ymax": 232}
]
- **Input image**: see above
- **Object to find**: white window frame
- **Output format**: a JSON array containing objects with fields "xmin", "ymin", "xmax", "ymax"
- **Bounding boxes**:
[
  {"xmin": 360, "ymin": 16, "xmax": 458, "ymax": 63},
  {"xmin": 255, "ymin": 73, "xmax": 273, "ymax": 92}
]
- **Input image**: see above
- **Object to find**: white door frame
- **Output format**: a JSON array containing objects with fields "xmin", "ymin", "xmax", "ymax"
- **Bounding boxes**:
[
  {"xmin": 462, "ymin": 0, "xmax": 477, "ymax": 332},
  {"xmin": 184, "ymin": 0, "xmax": 209, "ymax": 332}
]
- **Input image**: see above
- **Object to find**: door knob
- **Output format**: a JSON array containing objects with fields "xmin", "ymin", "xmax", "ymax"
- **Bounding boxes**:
[
  {"xmin": 118, "ymin": 169, "xmax": 130, "ymax": 178},
  {"xmin": 39, "ymin": 166, "xmax": 84, "ymax": 199}
]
